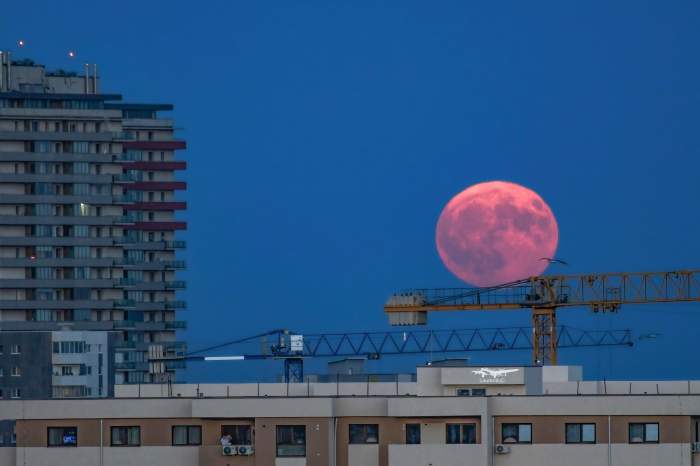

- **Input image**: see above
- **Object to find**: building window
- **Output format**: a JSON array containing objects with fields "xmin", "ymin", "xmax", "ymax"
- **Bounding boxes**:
[
  {"xmin": 566, "ymin": 423, "xmax": 596, "ymax": 444},
  {"xmin": 11, "ymin": 389, "xmax": 21, "ymax": 399},
  {"xmin": 221, "ymin": 425, "xmax": 252, "ymax": 445},
  {"xmin": 457, "ymin": 388, "xmax": 486, "ymax": 396},
  {"xmin": 47, "ymin": 427, "xmax": 77, "ymax": 447},
  {"xmin": 276, "ymin": 425, "xmax": 306, "ymax": 457},
  {"xmin": 502, "ymin": 423, "xmax": 532, "ymax": 444},
  {"xmin": 11, "ymin": 344, "xmax": 20, "ymax": 354},
  {"xmin": 629, "ymin": 423, "xmax": 659, "ymax": 443},
  {"xmin": 446, "ymin": 423, "xmax": 477, "ymax": 444},
  {"xmin": 110, "ymin": 426, "xmax": 141, "ymax": 446},
  {"xmin": 405, "ymin": 424, "xmax": 421, "ymax": 444},
  {"xmin": 349, "ymin": 424, "xmax": 379, "ymax": 444},
  {"xmin": 11, "ymin": 367, "xmax": 21, "ymax": 377},
  {"xmin": 0, "ymin": 368, "xmax": 3, "ymax": 377},
  {"xmin": 172, "ymin": 425, "xmax": 201, "ymax": 446}
]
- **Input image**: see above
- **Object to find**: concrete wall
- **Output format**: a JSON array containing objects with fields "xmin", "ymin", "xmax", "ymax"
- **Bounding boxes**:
[
  {"xmin": 388, "ymin": 444, "xmax": 483, "ymax": 466},
  {"xmin": 492, "ymin": 444, "xmax": 691, "ymax": 466},
  {"xmin": 348, "ymin": 444, "xmax": 378, "ymax": 466},
  {"xmin": 0, "ymin": 332, "xmax": 52, "ymax": 399},
  {"xmin": 15, "ymin": 446, "xmax": 199, "ymax": 466}
]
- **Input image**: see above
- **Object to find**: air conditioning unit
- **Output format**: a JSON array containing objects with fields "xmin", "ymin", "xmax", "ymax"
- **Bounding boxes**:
[
  {"xmin": 495, "ymin": 444, "xmax": 511, "ymax": 455},
  {"xmin": 222, "ymin": 446, "xmax": 237, "ymax": 456},
  {"xmin": 692, "ymin": 442, "xmax": 700, "ymax": 453},
  {"xmin": 222, "ymin": 445, "xmax": 255, "ymax": 456},
  {"xmin": 235, "ymin": 445, "xmax": 255, "ymax": 456}
]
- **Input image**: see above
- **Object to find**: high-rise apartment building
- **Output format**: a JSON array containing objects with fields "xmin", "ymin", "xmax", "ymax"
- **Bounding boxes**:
[{"xmin": 0, "ymin": 52, "xmax": 187, "ymax": 398}]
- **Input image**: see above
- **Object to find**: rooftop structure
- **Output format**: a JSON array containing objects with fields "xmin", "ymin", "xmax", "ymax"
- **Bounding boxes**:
[{"xmin": 0, "ymin": 365, "xmax": 699, "ymax": 466}]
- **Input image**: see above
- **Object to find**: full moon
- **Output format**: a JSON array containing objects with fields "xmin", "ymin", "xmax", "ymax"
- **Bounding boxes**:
[{"xmin": 435, "ymin": 181, "xmax": 558, "ymax": 287}]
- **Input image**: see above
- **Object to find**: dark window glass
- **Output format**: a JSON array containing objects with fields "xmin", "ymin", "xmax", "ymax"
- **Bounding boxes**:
[
  {"xmin": 172, "ymin": 426, "xmax": 201, "ymax": 446},
  {"xmin": 110, "ymin": 426, "xmax": 140, "ymax": 446},
  {"xmin": 221, "ymin": 425, "xmax": 252, "ymax": 445},
  {"xmin": 47, "ymin": 427, "xmax": 77, "ymax": 447},
  {"xmin": 502, "ymin": 423, "xmax": 532, "ymax": 444},
  {"xmin": 446, "ymin": 424, "xmax": 476, "ymax": 444},
  {"xmin": 276, "ymin": 425, "xmax": 306, "ymax": 457},
  {"xmin": 566, "ymin": 423, "xmax": 596, "ymax": 444},
  {"xmin": 349, "ymin": 424, "xmax": 379, "ymax": 444},
  {"xmin": 629, "ymin": 423, "xmax": 659, "ymax": 443},
  {"xmin": 405, "ymin": 424, "xmax": 421, "ymax": 445}
]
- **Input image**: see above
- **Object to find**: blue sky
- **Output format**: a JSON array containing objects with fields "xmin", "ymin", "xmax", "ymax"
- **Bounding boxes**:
[{"xmin": 3, "ymin": 0, "xmax": 700, "ymax": 381}]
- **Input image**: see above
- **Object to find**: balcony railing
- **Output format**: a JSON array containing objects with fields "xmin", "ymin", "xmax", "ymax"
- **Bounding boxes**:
[
  {"xmin": 166, "ymin": 281, "xmax": 186, "ymax": 289},
  {"xmin": 163, "ymin": 260, "xmax": 186, "ymax": 269},
  {"xmin": 113, "ymin": 299, "xmax": 136, "ymax": 308},
  {"xmin": 113, "ymin": 173, "xmax": 142, "ymax": 182},
  {"xmin": 166, "ymin": 240, "xmax": 186, "ymax": 249},
  {"xmin": 165, "ymin": 321, "xmax": 187, "ymax": 329},
  {"xmin": 115, "ymin": 278, "xmax": 139, "ymax": 286},
  {"xmin": 165, "ymin": 301, "xmax": 186, "ymax": 309}
]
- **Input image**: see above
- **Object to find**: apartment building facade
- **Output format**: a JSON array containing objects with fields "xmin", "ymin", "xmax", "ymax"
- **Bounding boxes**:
[
  {"xmin": 1, "ymin": 365, "xmax": 700, "ymax": 466},
  {"xmin": 0, "ymin": 52, "xmax": 187, "ymax": 398}
]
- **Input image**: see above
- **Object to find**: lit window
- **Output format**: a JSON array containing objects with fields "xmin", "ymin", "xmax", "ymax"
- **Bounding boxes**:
[
  {"xmin": 11, "ymin": 366, "xmax": 21, "ymax": 377},
  {"xmin": 48, "ymin": 427, "xmax": 77, "ymax": 447}
]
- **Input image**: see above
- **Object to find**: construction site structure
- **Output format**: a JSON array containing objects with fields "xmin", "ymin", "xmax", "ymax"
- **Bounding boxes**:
[{"xmin": 385, "ymin": 269, "xmax": 700, "ymax": 365}]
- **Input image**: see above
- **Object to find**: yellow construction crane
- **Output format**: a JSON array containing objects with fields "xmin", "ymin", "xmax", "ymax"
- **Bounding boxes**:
[{"xmin": 385, "ymin": 270, "xmax": 700, "ymax": 366}]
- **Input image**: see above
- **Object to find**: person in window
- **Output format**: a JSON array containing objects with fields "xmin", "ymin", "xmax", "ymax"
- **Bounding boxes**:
[{"xmin": 220, "ymin": 434, "xmax": 232, "ymax": 446}]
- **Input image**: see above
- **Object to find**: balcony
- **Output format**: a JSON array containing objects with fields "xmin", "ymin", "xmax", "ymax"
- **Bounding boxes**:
[
  {"xmin": 165, "ymin": 321, "xmax": 187, "ymax": 330},
  {"xmin": 165, "ymin": 301, "xmax": 187, "ymax": 309},
  {"xmin": 115, "ymin": 278, "xmax": 140, "ymax": 286},
  {"xmin": 166, "ymin": 240, "xmax": 186, "ymax": 249},
  {"xmin": 113, "ymin": 173, "xmax": 142, "ymax": 183},
  {"xmin": 165, "ymin": 360, "xmax": 186, "ymax": 370},
  {"xmin": 113, "ymin": 299, "xmax": 136, "ymax": 308},
  {"xmin": 164, "ymin": 260, "xmax": 186, "ymax": 269},
  {"xmin": 166, "ymin": 281, "xmax": 186, "ymax": 289},
  {"xmin": 112, "ymin": 320, "xmax": 137, "ymax": 329}
]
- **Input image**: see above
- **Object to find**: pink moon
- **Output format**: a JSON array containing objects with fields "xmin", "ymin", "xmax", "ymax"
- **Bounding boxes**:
[{"xmin": 435, "ymin": 181, "xmax": 559, "ymax": 287}]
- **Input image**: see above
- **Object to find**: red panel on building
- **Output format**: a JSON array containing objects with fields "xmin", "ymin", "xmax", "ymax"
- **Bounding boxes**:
[
  {"xmin": 123, "ymin": 140, "xmax": 187, "ymax": 150},
  {"xmin": 128, "ymin": 161, "xmax": 187, "ymax": 170}
]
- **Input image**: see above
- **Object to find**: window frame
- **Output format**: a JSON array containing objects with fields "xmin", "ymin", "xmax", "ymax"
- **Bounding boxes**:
[
  {"xmin": 405, "ymin": 423, "xmax": 421, "ymax": 445},
  {"xmin": 349, "ymin": 424, "xmax": 379, "ymax": 445},
  {"xmin": 628, "ymin": 423, "xmax": 660, "ymax": 444},
  {"xmin": 221, "ymin": 424, "xmax": 252, "ymax": 445},
  {"xmin": 446, "ymin": 423, "xmax": 477, "ymax": 444},
  {"xmin": 172, "ymin": 425, "xmax": 202, "ymax": 446},
  {"xmin": 501, "ymin": 423, "xmax": 532, "ymax": 444},
  {"xmin": 276, "ymin": 425, "xmax": 306, "ymax": 458},
  {"xmin": 47, "ymin": 426, "xmax": 78, "ymax": 447},
  {"xmin": 110, "ymin": 426, "xmax": 141, "ymax": 447},
  {"xmin": 565, "ymin": 423, "xmax": 596, "ymax": 444}
]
